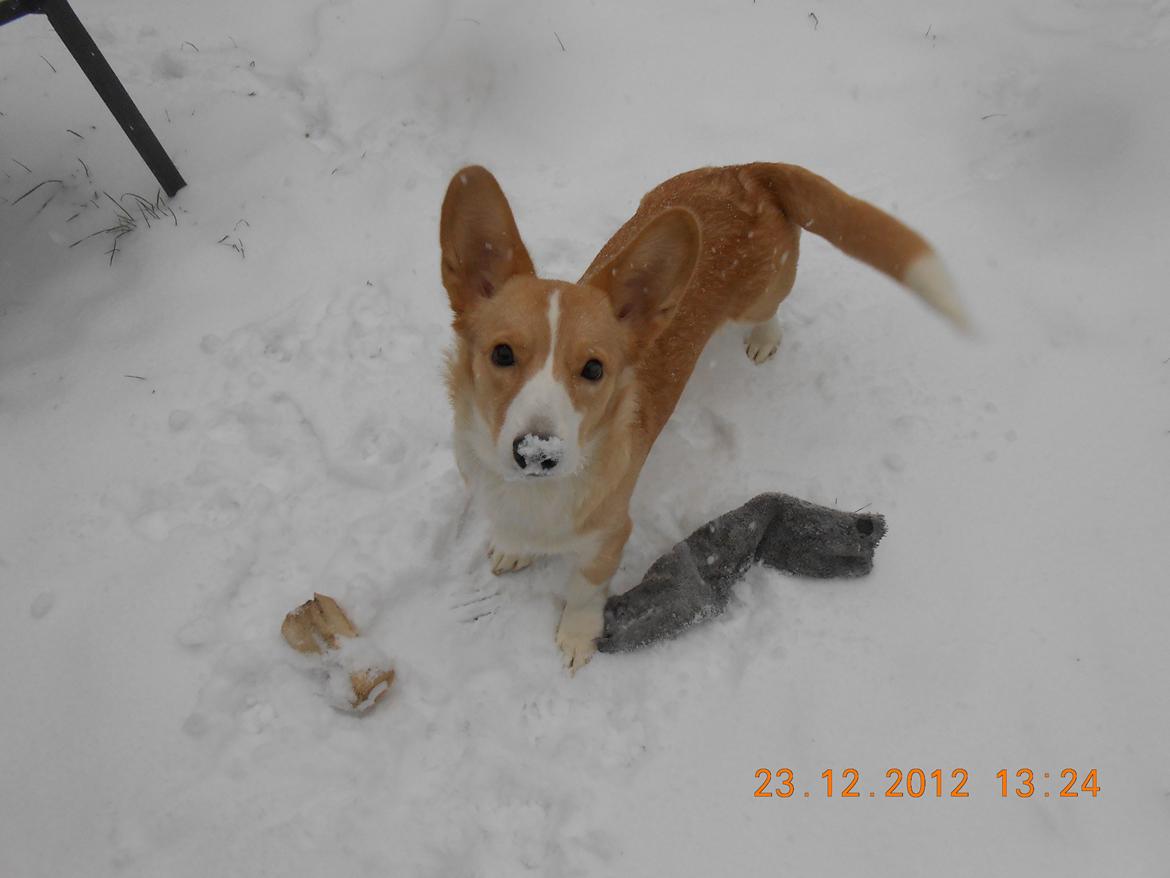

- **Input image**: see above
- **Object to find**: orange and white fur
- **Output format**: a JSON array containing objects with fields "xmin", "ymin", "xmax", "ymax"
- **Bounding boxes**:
[{"xmin": 441, "ymin": 163, "xmax": 965, "ymax": 671}]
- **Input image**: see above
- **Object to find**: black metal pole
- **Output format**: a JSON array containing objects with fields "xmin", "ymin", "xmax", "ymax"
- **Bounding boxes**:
[
  {"xmin": 0, "ymin": 0, "xmax": 35, "ymax": 26},
  {"xmin": 35, "ymin": 0, "xmax": 186, "ymax": 196}
]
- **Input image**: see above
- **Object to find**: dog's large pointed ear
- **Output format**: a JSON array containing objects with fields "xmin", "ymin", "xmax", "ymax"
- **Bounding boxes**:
[
  {"xmin": 440, "ymin": 166, "xmax": 535, "ymax": 318},
  {"xmin": 588, "ymin": 207, "xmax": 700, "ymax": 349}
]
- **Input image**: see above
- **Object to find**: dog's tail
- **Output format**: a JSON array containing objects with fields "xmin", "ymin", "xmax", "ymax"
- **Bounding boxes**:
[{"xmin": 745, "ymin": 163, "xmax": 969, "ymax": 331}]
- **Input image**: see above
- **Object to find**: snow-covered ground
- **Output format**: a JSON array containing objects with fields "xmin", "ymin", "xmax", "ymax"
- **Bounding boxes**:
[{"xmin": 2, "ymin": 1, "xmax": 1168, "ymax": 874}]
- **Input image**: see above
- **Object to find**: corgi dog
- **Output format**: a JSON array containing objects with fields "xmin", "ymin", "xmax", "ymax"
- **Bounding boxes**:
[{"xmin": 440, "ymin": 163, "xmax": 965, "ymax": 671}]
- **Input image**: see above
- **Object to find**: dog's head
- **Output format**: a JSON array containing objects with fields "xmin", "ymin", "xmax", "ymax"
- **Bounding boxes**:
[{"xmin": 440, "ymin": 166, "xmax": 699, "ymax": 481}]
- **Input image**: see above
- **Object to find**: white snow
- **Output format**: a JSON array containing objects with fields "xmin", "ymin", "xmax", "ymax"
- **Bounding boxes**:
[
  {"xmin": 2, "ymin": 0, "xmax": 1169, "ymax": 875},
  {"xmin": 517, "ymin": 432, "xmax": 566, "ymax": 460},
  {"xmin": 29, "ymin": 591, "xmax": 55, "ymax": 619}
]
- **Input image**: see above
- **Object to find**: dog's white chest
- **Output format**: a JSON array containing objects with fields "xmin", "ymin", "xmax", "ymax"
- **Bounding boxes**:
[
  {"xmin": 471, "ymin": 470, "xmax": 590, "ymax": 557},
  {"xmin": 451, "ymin": 394, "xmax": 598, "ymax": 561}
]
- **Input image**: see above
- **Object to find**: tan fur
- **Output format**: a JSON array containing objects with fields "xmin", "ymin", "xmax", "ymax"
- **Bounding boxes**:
[
  {"xmin": 458, "ymin": 278, "xmax": 557, "ymax": 440},
  {"xmin": 441, "ymin": 163, "xmax": 961, "ymax": 671}
]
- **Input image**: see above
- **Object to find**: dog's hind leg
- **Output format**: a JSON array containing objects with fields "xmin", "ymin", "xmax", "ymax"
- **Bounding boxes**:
[
  {"xmin": 745, "ymin": 317, "xmax": 783, "ymax": 364},
  {"xmin": 735, "ymin": 221, "xmax": 800, "ymax": 365}
]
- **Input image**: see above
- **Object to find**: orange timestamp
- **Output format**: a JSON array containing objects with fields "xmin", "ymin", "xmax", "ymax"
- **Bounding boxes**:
[{"xmin": 753, "ymin": 767, "xmax": 1100, "ymax": 799}]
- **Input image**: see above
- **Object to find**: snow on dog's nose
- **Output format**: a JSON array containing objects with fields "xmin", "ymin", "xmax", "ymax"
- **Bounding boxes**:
[{"xmin": 512, "ymin": 432, "xmax": 564, "ymax": 474}]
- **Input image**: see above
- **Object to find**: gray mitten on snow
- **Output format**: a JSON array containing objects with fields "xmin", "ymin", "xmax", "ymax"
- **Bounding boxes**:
[{"xmin": 597, "ymin": 493, "xmax": 886, "ymax": 653}]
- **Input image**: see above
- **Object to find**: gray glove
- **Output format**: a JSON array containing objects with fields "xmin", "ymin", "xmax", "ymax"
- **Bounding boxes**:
[{"xmin": 598, "ymin": 493, "xmax": 886, "ymax": 653}]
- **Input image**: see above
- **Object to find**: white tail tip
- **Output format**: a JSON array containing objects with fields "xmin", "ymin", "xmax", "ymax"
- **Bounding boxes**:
[{"xmin": 903, "ymin": 253, "xmax": 971, "ymax": 333}]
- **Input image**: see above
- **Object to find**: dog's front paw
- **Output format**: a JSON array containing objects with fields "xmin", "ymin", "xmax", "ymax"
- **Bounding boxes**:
[
  {"xmin": 556, "ymin": 601, "xmax": 603, "ymax": 674},
  {"xmin": 488, "ymin": 545, "xmax": 533, "ymax": 575}
]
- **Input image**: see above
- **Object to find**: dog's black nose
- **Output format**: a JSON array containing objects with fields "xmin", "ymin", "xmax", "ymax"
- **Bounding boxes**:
[{"xmin": 513, "ymin": 432, "xmax": 562, "ymax": 473}]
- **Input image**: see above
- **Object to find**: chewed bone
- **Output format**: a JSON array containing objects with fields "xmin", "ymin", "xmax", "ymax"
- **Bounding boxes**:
[{"xmin": 281, "ymin": 593, "xmax": 395, "ymax": 711}]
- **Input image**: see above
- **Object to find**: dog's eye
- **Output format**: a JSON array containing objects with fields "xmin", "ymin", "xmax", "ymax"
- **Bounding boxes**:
[
  {"xmin": 491, "ymin": 344, "xmax": 515, "ymax": 367},
  {"xmin": 581, "ymin": 359, "xmax": 604, "ymax": 381}
]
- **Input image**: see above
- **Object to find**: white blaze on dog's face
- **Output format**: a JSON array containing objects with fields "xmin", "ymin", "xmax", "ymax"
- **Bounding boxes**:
[{"xmin": 439, "ymin": 166, "xmax": 700, "ymax": 481}]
